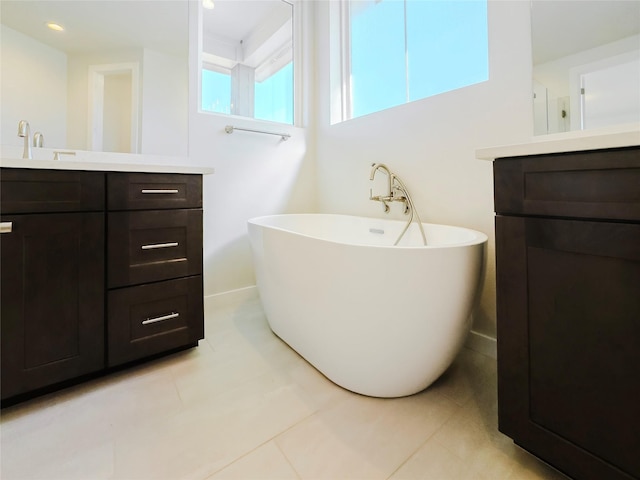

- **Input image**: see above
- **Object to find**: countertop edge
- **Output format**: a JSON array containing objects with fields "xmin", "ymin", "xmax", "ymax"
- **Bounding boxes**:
[
  {"xmin": 0, "ymin": 158, "xmax": 215, "ymax": 175},
  {"xmin": 476, "ymin": 126, "xmax": 640, "ymax": 161}
]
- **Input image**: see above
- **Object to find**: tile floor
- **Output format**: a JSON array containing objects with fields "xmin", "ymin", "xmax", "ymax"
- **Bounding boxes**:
[{"xmin": 0, "ymin": 297, "xmax": 568, "ymax": 480}]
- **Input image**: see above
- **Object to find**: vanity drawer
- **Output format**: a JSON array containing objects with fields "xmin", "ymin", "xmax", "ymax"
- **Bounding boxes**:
[
  {"xmin": 494, "ymin": 146, "xmax": 640, "ymax": 221},
  {"xmin": 107, "ymin": 172, "xmax": 202, "ymax": 211},
  {"xmin": 0, "ymin": 168, "xmax": 104, "ymax": 214},
  {"xmin": 107, "ymin": 276, "xmax": 204, "ymax": 367},
  {"xmin": 108, "ymin": 209, "xmax": 203, "ymax": 288}
]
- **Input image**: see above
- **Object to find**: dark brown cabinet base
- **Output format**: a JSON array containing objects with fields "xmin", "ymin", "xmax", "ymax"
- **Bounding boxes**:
[
  {"xmin": 494, "ymin": 147, "xmax": 640, "ymax": 480},
  {"xmin": 1, "ymin": 168, "xmax": 205, "ymax": 406},
  {"xmin": 1, "ymin": 212, "xmax": 105, "ymax": 399}
]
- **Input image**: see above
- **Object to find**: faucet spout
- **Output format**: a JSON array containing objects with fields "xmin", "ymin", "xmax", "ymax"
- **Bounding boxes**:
[
  {"xmin": 370, "ymin": 163, "xmax": 393, "ymax": 197},
  {"xmin": 18, "ymin": 120, "xmax": 32, "ymax": 160}
]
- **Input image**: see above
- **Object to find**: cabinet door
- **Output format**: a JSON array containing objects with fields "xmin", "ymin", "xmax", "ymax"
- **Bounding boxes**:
[
  {"xmin": 1, "ymin": 213, "xmax": 105, "ymax": 400},
  {"xmin": 496, "ymin": 215, "xmax": 640, "ymax": 480}
]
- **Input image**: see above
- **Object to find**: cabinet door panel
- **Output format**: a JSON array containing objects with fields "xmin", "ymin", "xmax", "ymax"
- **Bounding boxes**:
[
  {"xmin": 0, "ymin": 168, "xmax": 104, "ymax": 214},
  {"xmin": 108, "ymin": 209, "xmax": 203, "ymax": 288},
  {"xmin": 0, "ymin": 213, "xmax": 105, "ymax": 400},
  {"xmin": 493, "ymin": 148, "xmax": 640, "ymax": 220},
  {"xmin": 107, "ymin": 173, "xmax": 202, "ymax": 211},
  {"xmin": 107, "ymin": 276, "xmax": 204, "ymax": 366},
  {"xmin": 496, "ymin": 215, "xmax": 640, "ymax": 480}
]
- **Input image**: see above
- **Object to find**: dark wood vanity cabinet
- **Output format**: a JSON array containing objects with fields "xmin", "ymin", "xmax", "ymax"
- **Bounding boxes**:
[
  {"xmin": 0, "ymin": 169, "xmax": 105, "ymax": 400},
  {"xmin": 494, "ymin": 147, "xmax": 640, "ymax": 480},
  {"xmin": 1, "ymin": 168, "xmax": 205, "ymax": 403},
  {"xmin": 106, "ymin": 173, "xmax": 204, "ymax": 367}
]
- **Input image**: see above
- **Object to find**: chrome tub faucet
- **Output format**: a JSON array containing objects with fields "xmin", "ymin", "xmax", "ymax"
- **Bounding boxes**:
[{"xmin": 369, "ymin": 163, "xmax": 427, "ymax": 246}]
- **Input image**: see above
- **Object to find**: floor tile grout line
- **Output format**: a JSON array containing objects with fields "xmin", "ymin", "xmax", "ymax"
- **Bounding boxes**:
[
  {"xmin": 273, "ymin": 438, "xmax": 304, "ymax": 480},
  {"xmin": 199, "ymin": 409, "xmax": 319, "ymax": 480},
  {"xmin": 383, "ymin": 401, "xmax": 465, "ymax": 480}
]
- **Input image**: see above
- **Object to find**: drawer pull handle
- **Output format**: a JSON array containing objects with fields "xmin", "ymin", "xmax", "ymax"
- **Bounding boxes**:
[
  {"xmin": 141, "ymin": 242, "xmax": 179, "ymax": 250},
  {"xmin": 0, "ymin": 222, "xmax": 12, "ymax": 234},
  {"xmin": 142, "ymin": 312, "xmax": 179, "ymax": 325},
  {"xmin": 141, "ymin": 189, "xmax": 179, "ymax": 194}
]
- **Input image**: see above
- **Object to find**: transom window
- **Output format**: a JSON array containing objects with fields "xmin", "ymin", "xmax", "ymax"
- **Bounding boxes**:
[{"xmin": 334, "ymin": 0, "xmax": 489, "ymax": 123}]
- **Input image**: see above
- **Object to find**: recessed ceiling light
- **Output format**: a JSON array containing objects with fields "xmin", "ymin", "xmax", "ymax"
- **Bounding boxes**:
[
  {"xmin": 46, "ymin": 22, "xmax": 64, "ymax": 31},
  {"xmin": 203, "ymin": 0, "xmax": 215, "ymax": 10}
]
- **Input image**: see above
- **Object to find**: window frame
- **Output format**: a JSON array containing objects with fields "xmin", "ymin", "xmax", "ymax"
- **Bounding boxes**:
[
  {"xmin": 197, "ymin": 0, "xmax": 302, "ymax": 127},
  {"xmin": 332, "ymin": 0, "xmax": 489, "ymax": 124}
]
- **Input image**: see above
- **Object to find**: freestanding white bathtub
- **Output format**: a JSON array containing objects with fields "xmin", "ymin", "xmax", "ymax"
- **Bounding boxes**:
[{"xmin": 248, "ymin": 214, "xmax": 487, "ymax": 398}]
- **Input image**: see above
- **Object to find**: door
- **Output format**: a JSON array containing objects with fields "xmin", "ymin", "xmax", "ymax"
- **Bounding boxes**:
[
  {"xmin": 496, "ymin": 215, "xmax": 640, "ymax": 480},
  {"xmin": 1, "ymin": 213, "xmax": 105, "ymax": 400}
]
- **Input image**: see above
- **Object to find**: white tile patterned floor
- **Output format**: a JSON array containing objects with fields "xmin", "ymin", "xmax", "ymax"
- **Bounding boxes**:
[{"xmin": 0, "ymin": 297, "xmax": 568, "ymax": 479}]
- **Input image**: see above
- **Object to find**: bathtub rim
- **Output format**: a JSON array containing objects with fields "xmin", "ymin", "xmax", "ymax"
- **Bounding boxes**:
[{"xmin": 248, "ymin": 213, "xmax": 488, "ymax": 249}]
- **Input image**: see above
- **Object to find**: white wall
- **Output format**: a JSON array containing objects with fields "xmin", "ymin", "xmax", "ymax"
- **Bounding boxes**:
[
  {"xmin": 313, "ymin": 1, "xmax": 534, "ymax": 339},
  {"xmin": 189, "ymin": 0, "xmax": 534, "ymax": 342},
  {"xmin": 188, "ymin": 0, "xmax": 317, "ymax": 296},
  {"xmin": 533, "ymin": 34, "xmax": 640, "ymax": 133},
  {"xmin": 0, "ymin": 25, "xmax": 67, "ymax": 149},
  {"xmin": 67, "ymin": 47, "xmax": 188, "ymax": 155},
  {"xmin": 141, "ymin": 48, "xmax": 189, "ymax": 156},
  {"xmin": 67, "ymin": 49, "xmax": 143, "ymax": 151},
  {"xmin": 534, "ymin": 34, "xmax": 640, "ymax": 99}
]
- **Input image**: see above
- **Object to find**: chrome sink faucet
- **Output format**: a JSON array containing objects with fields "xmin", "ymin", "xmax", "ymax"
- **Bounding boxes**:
[
  {"xmin": 17, "ymin": 120, "xmax": 32, "ymax": 160},
  {"xmin": 369, "ymin": 163, "xmax": 427, "ymax": 246}
]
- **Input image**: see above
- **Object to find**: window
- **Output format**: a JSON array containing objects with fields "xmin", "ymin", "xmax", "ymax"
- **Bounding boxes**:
[
  {"xmin": 201, "ymin": 61, "xmax": 294, "ymax": 123},
  {"xmin": 200, "ymin": 0, "xmax": 295, "ymax": 125},
  {"xmin": 255, "ymin": 61, "xmax": 294, "ymax": 124},
  {"xmin": 202, "ymin": 68, "xmax": 231, "ymax": 115},
  {"xmin": 337, "ymin": 0, "xmax": 488, "ymax": 122}
]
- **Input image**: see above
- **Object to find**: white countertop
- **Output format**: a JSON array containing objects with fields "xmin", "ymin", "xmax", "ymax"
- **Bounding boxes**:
[
  {"xmin": 476, "ymin": 124, "xmax": 640, "ymax": 161},
  {"xmin": 0, "ymin": 146, "xmax": 214, "ymax": 175}
]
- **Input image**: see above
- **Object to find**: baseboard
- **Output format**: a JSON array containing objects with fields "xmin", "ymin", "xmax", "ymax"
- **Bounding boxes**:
[
  {"xmin": 204, "ymin": 285, "xmax": 258, "ymax": 309},
  {"xmin": 464, "ymin": 329, "xmax": 497, "ymax": 359}
]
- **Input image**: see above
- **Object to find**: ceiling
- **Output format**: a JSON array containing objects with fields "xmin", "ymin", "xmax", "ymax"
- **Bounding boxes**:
[
  {"xmin": 2, "ymin": 1, "xmax": 637, "ymax": 68},
  {"xmin": 202, "ymin": 0, "xmax": 284, "ymax": 44},
  {"xmin": 532, "ymin": 0, "xmax": 640, "ymax": 65},
  {"xmin": 0, "ymin": 0, "xmax": 288, "ymax": 59},
  {"xmin": 0, "ymin": 0, "xmax": 188, "ymax": 57}
]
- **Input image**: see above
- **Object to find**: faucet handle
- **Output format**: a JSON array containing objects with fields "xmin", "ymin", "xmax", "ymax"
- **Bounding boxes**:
[
  {"xmin": 53, "ymin": 150, "xmax": 76, "ymax": 161},
  {"xmin": 33, "ymin": 132, "xmax": 44, "ymax": 148},
  {"xmin": 370, "ymin": 189, "xmax": 391, "ymax": 213}
]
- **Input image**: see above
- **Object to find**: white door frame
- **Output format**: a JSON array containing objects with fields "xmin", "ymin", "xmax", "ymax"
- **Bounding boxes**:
[{"xmin": 88, "ymin": 62, "xmax": 140, "ymax": 153}]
